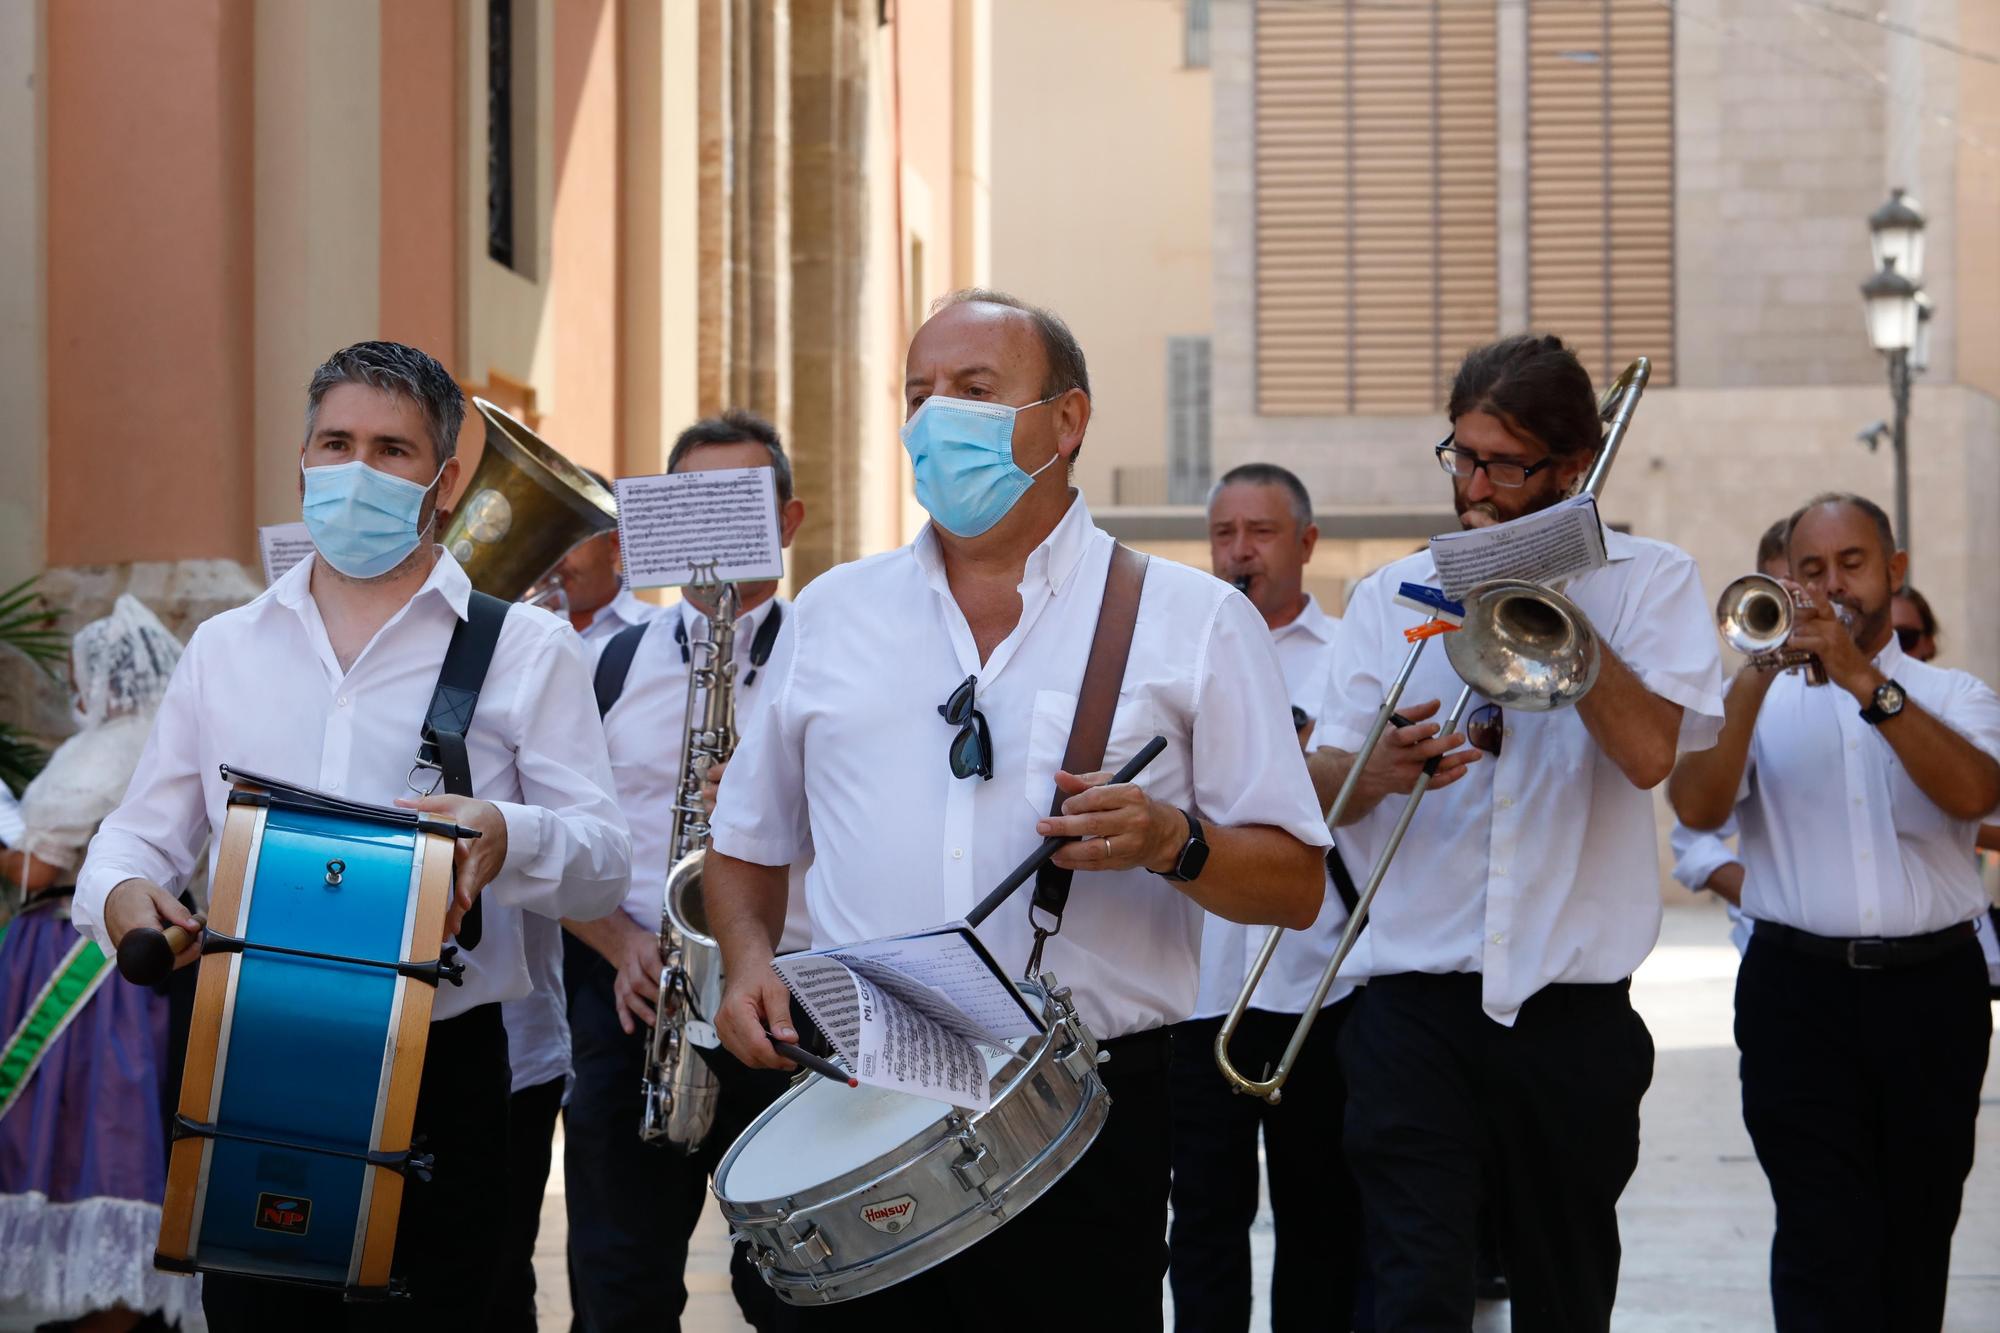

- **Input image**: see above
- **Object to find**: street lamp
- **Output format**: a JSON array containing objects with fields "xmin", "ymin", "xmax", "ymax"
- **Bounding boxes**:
[{"xmin": 1859, "ymin": 188, "xmax": 1928, "ymax": 576}]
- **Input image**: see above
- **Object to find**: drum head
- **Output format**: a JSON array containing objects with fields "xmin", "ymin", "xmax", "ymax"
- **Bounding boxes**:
[{"xmin": 719, "ymin": 1041, "xmax": 1023, "ymax": 1204}]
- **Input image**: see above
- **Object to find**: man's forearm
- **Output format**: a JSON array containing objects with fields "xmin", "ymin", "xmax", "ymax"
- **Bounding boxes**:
[
  {"xmin": 1669, "ymin": 669, "xmax": 1769, "ymax": 830},
  {"xmin": 1306, "ymin": 747, "xmax": 1388, "ymax": 825},
  {"xmin": 706, "ymin": 850, "xmax": 793, "ymax": 974},
  {"xmin": 1576, "ymin": 645, "xmax": 1683, "ymax": 789},
  {"xmin": 563, "ymin": 910, "xmax": 649, "ymax": 967},
  {"xmin": 1165, "ymin": 825, "xmax": 1324, "ymax": 931},
  {"xmin": 1869, "ymin": 697, "xmax": 2000, "ymax": 821}
]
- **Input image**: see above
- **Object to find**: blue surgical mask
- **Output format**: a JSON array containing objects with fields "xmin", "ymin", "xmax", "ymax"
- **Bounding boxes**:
[
  {"xmin": 900, "ymin": 394, "xmax": 1062, "ymax": 538},
  {"xmin": 300, "ymin": 458, "xmax": 445, "ymax": 580}
]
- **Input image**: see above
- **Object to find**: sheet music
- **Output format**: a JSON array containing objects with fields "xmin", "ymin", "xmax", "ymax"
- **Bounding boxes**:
[
  {"xmin": 816, "ymin": 926, "xmax": 1041, "ymax": 1038},
  {"xmin": 1427, "ymin": 494, "xmax": 1607, "ymax": 601},
  {"xmin": 770, "ymin": 954, "xmax": 863, "ymax": 1057},
  {"xmin": 853, "ymin": 972, "xmax": 994, "ymax": 1108},
  {"xmin": 258, "ymin": 523, "xmax": 317, "ymax": 586},
  {"xmin": 616, "ymin": 467, "xmax": 784, "ymax": 590}
]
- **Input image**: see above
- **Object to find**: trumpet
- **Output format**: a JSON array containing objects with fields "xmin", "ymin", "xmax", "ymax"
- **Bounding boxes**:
[
  {"xmin": 1215, "ymin": 358, "xmax": 1650, "ymax": 1103},
  {"xmin": 1715, "ymin": 574, "xmax": 1849, "ymax": 686}
]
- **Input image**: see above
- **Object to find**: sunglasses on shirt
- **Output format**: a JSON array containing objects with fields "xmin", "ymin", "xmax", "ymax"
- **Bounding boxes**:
[
  {"xmin": 939, "ymin": 674, "xmax": 994, "ymax": 781},
  {"xmin": 1895, "ymin": 626, "xmax": 1928, "ymax": 654},
  {"xmin": 1466, "ymin": 702, "xmax": 1504, "ymax": 758}
]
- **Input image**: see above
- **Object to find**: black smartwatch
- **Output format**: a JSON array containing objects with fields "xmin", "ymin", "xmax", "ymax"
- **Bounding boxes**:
[
  {"xmin": 1160, "ymin": 808, "xmax": 1210, "ymax": 883},
  {"xmin": 1859, "ymin": 678, "xmax": 1907, "ymax": 726}
]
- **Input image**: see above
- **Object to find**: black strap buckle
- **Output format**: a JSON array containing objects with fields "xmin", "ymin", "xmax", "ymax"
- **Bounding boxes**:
[{"xmin": 1845, "ymin": 939, "xmax": 1887, "ymax": 971}]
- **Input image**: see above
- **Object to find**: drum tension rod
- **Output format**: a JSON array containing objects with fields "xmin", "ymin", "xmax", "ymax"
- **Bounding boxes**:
[
  {"xmin": 171, "ymin": 1115, "xmax": 437, "ymax": 1182},
  {"xmin": 200, "ymin": 930, "xmax": 466, "ymax": 988}
]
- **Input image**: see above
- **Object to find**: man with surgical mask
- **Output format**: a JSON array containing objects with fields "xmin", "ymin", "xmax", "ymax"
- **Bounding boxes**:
[
  {"xmin": 703, "ymin": 290, "xmax": 1330, "ymax": 1328},
  {"xmin": 73, "ymin": 340, "xmax": 631, "ymax": 1330}
]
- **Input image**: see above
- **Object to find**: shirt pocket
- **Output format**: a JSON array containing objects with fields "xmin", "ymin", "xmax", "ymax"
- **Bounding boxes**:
[{"xmin": 1024, "ymin": 687, "xmax": 1172, "ymax": 817}]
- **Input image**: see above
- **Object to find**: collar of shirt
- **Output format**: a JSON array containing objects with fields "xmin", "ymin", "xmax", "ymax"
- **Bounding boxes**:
[
  {"xmin": 580, "ymin": 587, "xmax": 663, "ymax": 642},
  {"xmin": 1269, "ymin": 593, "xmax": 1338, "ymax": 649},
  {"xmin": 1737, "ymin": 630, "xmax": 2000, "ymax": 938},
  {"xmin": 675, "ymin": 591, "xmax": 783, "ymax": 646}
]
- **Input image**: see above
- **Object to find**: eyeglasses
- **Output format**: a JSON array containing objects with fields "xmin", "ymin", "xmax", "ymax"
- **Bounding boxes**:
[
  {"xmin": 1895, "ymin": 626, "xmax": 1928, "ymax": 653},
  {"xmin": 1435, "ymin": 437, "xmax": 1556, "ymax": 490},
  {"xmin": 1466, "ymin": 702, "xmax": 1504, "ymax": 758},
  {"xmin": 938, "ymin": 675, "xmax": 994, "ymax": 781}
]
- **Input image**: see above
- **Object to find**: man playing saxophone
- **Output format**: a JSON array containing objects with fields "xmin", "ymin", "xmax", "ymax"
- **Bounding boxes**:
[
  {"xmin": 1306, "ymin": 335, "xmax": 1724, "ymax": 1330},
  {"xmin": 559, "ymin": 411, "xmax": 808, "ymax": 1333}
]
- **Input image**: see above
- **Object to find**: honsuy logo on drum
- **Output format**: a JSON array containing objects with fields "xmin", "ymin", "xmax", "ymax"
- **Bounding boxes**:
[
  {"xmin": 860, "ymin": 1195, "xmax": 917, "ymax": 1234},
  {"xmin": 254, "ymin": 1192, "xmax": 312, "ymax": 1236}
]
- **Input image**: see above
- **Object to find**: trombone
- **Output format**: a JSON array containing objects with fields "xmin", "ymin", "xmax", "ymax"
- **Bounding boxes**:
[{"xmin": 1215, "ymin": 358, "xmax": 1651, "ymax": 1102}]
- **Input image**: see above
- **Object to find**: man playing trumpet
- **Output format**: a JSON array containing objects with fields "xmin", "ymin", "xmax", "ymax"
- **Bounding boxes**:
[{"xmin": 1668, "ymin": 493, "xmax": 2000, "ymax": 1332}]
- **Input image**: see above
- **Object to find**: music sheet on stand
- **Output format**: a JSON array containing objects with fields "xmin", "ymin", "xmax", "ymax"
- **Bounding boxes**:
[
  {"xmin": 616, "ymin": 466, "xmax": 784, "ymax": 590},
  {"xmin": 1427, "ymin": 494, "xmax": 1608, "ymax": 601},
  {"xmin": 772, "ymin": 947, "xmax": 1013, "ymax": 1110}
]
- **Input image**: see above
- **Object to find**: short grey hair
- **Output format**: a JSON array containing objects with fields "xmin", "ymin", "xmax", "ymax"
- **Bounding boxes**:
[
  {"xmin": 1208, "ymin": 462, "xmax": 1314, "ymax": 534},
  {"xmin": 304, "ymin": 341, "xmax": 466, "ymax": 465}
]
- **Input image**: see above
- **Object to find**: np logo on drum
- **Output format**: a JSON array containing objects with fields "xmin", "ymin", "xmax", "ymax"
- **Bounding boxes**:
[
  {"xmin": 860, "ymin": 1196, "xmax": 917, "ymax": 1235},
  {"xmin": 254, "ymin": 1192, "xmax": 312, "ymax": 1237}
]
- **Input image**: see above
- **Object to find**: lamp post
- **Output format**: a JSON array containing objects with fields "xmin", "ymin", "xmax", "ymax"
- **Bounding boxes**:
[{"xmin": 1860, "ymin": 188, "xmax": 1928, "ymax": 575}]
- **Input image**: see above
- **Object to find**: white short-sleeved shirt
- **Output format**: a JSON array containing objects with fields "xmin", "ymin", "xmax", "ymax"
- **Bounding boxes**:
[
  {"xmin": 580, "ymin": 587, "xmax": 665, "ymax": 644},
  {"xmin": 1193, "ymin": 595, "xmax": 1354, "ymax": 1018},
  {"xmin": 1317, "ymin": 529, "xmax": 1725, "ymax": 1023},
  {"xmin": 72, "ymin": 551, "xmax": 632, "ymax": 1023},
  {"xmin": 709, "ymin": 496, "xmax": 1333, "ymax": 1040},
  {"xmin": 1735, "ymin": 638, "xmax": 2000, "ymax": 938},
  {"xmin": 596, "ymin": 598, "xmax": 812, "ymax": 952}
]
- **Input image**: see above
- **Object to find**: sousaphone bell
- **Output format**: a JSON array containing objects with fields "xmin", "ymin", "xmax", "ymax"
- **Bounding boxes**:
[{"xmin": 443, "ymin": 398, "xmax": 619, "ymax": 601}]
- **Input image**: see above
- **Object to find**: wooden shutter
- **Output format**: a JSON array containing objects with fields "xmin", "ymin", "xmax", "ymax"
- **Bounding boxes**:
[
  {"xmin": 1254, "ymin": 0, "xmax": 1497, "ymax": 416},
  {"xmin": 1528, "ymin": 0, "xmax": 1674, "ymax": 387}
]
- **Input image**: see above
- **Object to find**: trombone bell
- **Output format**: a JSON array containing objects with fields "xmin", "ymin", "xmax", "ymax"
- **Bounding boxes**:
[{"xmin": 1443, "ymin": 579, "xmax": 1602, "ymax": 712}]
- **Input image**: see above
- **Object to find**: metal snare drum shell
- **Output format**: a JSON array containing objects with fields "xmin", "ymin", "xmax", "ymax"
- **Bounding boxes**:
[{"xmin": 710, "ymin": 977, "xmax": 1110, "ymax": 1305}]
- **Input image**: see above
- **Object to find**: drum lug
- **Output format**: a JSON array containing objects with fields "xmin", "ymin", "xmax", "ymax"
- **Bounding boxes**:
[
  {"xmin": 951, "ymin": 1137, "xmax": 997, "ymax": 1191},
  {"xmin": 1041, "ymin": 970, "xmax": 1104, "ymax": 1084},
  {"xmin": 788, "ymin": 1224, "xmax": 833, "ymax": 1267}
]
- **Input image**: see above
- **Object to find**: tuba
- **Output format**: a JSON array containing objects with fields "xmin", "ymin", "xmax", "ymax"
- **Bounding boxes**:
[
  {"xmin": 443, "ymin": 398, "xmax": 619, "ymax": 601},
  {"xmin": 639, "ymin": 576, "xmax": 740, "ymax": 1150},
  {"xmin": 1216, "ymin": 358, "xmax": 1650, "ymax": 1103}
]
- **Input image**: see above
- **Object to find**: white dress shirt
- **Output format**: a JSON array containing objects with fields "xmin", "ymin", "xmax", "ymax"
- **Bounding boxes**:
[
  {"xmin": 1668, "ymin": 816, "xmax": 1753, "ymax": 955},
  {"xmin": 1193, "ymin": 595, "xmax": 1354, "ymax": 1018},
  {"xmin": 502, "ymin": 584, "xmax": 659, "ymax": 1087},
  {"xmin": 73, "ymin": 550, "xmax": 632, "ymax": 1022},
  {"xmin": 0, "ymin": 782, "xmax": 23, "ymax": 847},
  {"xmin": 1317, "ymin": 530, "xmax": 1725, "ymax": 1023},
  {"xmin": 710, "ymin": 495, "xmax": 1333, "ymax": 1040},
  {"xmin": 580, "ymin": 586, "xmax": 665, "ymax": 644},
  {"xmin": 598, "ymin": 597, "xmax": 812, "ymax": 952},
  {"xmin": 1733, "ymin": 638, "xmax": 2000, "ymax": 939}
]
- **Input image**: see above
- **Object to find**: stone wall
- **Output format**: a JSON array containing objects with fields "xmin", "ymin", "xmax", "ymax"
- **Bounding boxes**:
[{"xmin": 0, "ymin": 558, "xmax": 262, "ymax": 747}]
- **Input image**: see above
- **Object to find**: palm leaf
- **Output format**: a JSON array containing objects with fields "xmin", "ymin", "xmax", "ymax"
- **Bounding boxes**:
[
  {"xmin": 0, "ymin": 722, "xmax": 46, "ymax": 797},
  {"xmin": 0, "ymin": 577, "xmax": 65, "ymax": 673}
]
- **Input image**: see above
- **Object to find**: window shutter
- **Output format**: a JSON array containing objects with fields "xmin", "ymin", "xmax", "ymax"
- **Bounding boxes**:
[
  {"xmin": 1528, "ymin": 0, "xmax": 1674, "ymax": 387},
  {"xmin": 1254, "ymin": 0, "xmax": 1498, "ymax": 416},
  {"xmin": 1167, "ymin": 336, "xmax": 1213, "ymax": 503}
]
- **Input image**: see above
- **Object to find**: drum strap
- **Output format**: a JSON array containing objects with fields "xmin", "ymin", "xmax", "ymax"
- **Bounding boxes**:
[
  {"xmin": 1026, "ymin": 543, "xmax": 1149, "ymax": 978},
  {"xmin": 418, "ymin": 589, "xmax": 511, "ymax": 949}
]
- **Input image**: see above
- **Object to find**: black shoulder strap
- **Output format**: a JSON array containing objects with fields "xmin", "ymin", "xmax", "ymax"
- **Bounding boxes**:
[
  {"xmin": 1025, "ymin": 544, "xmax": 1149, "ymax": 974},
  {"xmin": 592, "ymin": 621, "xmax": 651, "ymax": 717},
  {"xmin": 420, "ymin": 590, "xmax": 510, "ymax": 948},
  {"xmin": 1326, "ymin": 846, "xmax": 1360, "ymax": 914}
]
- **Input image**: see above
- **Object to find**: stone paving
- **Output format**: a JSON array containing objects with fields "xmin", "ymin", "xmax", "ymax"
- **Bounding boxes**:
[{"xmin": 531, "ymin": 899, "xmax": 2000, "ymax": 1330}]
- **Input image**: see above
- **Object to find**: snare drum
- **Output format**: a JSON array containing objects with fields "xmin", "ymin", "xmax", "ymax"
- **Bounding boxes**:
[
  {"xmin": 155, "ymin": 768, "xmax": 460, "ymax": 1298},
  {"xmin": 713, "ymin": 973, "xmax": 1109, "ymax": 1305}
]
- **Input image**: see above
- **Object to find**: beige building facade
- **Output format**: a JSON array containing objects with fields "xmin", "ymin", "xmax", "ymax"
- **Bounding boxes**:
[
  {"xmin": 1200, "ymin": 0, "xmax": 2000, "ymax": 683},
  {"xmin": 0, "ymin": 0, "xmax": 991, "ymax": 737}
]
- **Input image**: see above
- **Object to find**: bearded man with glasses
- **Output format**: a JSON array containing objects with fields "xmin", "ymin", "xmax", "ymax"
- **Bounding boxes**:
[
  {"xmin": 1305, "ymin": 333, "xmax": 1725, "ymax": 1332},
  {"xmin": 700, "ymin": 290, "xmax": 1330, "ymax": 1329}
]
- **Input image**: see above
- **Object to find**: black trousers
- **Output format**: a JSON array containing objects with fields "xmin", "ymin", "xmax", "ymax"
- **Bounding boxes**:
[
  {"xmin": 201, "ymin": 1002, "xmax": 514, "ymax": 1331},
  {"xmin": 772, "ymin": 1025, "xmax": 1175, "ymax": 1332},
  {"xmin": 562, "ymin": 934, "xmax": 791, "ymax": 1333},
  {"xmin": 1167, "ymin": 1002, "xmax": 1363, "ymax": 1332},
  {"xmin": 1735, "ymin": 930, "xmax": 1991, "ymax": 1332},
  {"xmin": 491, "ymin": 1073, "xmax": 567, "ymax": 1332},
  {"xmin": 1339, "ymin": 973, "xmax": 1653, "ymax": 1333}
]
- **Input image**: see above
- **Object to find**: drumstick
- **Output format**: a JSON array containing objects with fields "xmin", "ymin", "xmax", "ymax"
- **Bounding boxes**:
[
  {"xmin": 769, "ymin": 1037, "xmax": 859, "ymax": 1087},
  {"xmin": 115, "ymin": 917, "xmax": 206, "ymax": 987},
  {"xmin": 963, "ymin": 735, "xmax": 1169, "ymax": 928}
]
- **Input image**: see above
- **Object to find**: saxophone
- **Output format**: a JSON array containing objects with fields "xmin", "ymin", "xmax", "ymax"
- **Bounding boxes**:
[{"xmin": 638, "ymin": 579, "xmax": 739, "ymax": 1149}]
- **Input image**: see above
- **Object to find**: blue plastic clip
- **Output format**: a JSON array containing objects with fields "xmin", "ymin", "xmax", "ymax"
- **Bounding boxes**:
[{"xmin": 1394, "ymin": 582, "xmax": 1465, "ymax": 626}]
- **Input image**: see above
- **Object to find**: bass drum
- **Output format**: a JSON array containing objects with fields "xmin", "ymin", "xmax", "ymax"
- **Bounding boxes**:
[{"xmin": 712, "ymin": 975, "xmax": 1108, "ymax": 1305}]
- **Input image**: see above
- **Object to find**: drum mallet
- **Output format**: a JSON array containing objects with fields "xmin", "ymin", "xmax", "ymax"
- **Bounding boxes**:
[{"xmin": 116, "ymin": 917, "xmax": 206, "ymax": 987}]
